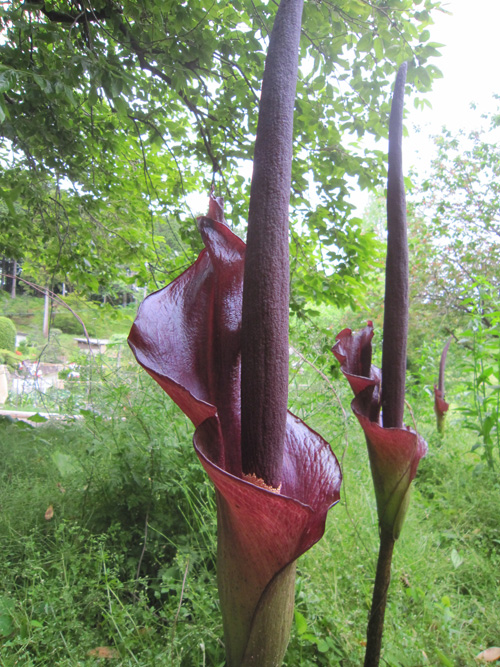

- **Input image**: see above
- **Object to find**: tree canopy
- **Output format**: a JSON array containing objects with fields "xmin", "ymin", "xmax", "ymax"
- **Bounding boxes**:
[
  {"xmin": 0, "ymin": 0, "xmax": 442, "ymax": 302},
  {"xmin": 407, "ymin": 105, "xmax": 500, "ymax": 323}
]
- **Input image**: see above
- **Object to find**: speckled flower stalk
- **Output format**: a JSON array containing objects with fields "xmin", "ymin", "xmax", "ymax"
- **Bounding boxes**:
[
  {"xmin": 332, "ymin": 64, "xmax": 428, "ymax": 667},
  {"xmin": 128, "ymin": 1, "xmax": 342, "ymax": 664},
  {"xmin": 240, "ymin": 0, "xmax": 303, "ymax": 490}
]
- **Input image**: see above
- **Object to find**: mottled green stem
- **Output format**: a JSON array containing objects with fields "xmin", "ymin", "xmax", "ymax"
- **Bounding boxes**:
[{"xmin": 364, "ymin": 527, "xmax": 395, "ymax": 667}]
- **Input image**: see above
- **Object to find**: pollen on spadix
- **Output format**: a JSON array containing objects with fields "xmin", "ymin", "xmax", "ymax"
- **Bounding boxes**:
[{"xmin": 243, "ymin": 472, "xmax": 282, "ymax": 494}]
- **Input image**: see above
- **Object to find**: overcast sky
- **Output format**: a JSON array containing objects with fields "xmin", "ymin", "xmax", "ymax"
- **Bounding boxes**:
[
  {"xmin": 348, "ymin": 0, "xmax": 500, "ymax": 212},
  {"xmin": 189, "ymin": 1, "xmax": 500, "ymax": 216},
  {"xmin": 404, "ymin": 0, "xmax": 500, "ymax": 174}
]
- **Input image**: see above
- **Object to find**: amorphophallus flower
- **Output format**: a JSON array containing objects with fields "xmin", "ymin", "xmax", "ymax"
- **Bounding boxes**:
[
  {"xmin": 332, "ymin": 64, "xmax": 428, "ymax": 540},
  {"xmin": 434, "ymin": 337, "xmax": 452, "ymax": 433},
  {"xmin": 129, "ymin": 1, "xmax": 341, "ymax": 665},
  {"xmin": 332, "ymin": 322, "xmax": 427, "ymax": 539},
  {"xmin": 332, "ymin": 64, "xmax": 428, "ymax": 667},
  {"xmin": 129, "ymin": 195, "xmax": 341, "ymax": 666}
]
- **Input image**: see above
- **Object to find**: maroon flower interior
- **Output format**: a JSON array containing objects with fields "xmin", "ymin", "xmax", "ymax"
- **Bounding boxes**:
[{"xmin": 128, "ymin": 193, "xmax": 342, "ymax": 563}]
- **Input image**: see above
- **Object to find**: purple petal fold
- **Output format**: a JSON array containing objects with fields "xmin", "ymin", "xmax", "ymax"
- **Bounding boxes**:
[
  {"xmin": 128, "ymin": 197, "xmax": 342, "ymax": 510},
  {"xmin": 128, "ymin": 212, "xmax": 245, "ymax": 475},
  {"xmin": 128, "ymin": 196, "xmax": 342, "ymax": 660},
  {"xmin": 195, "ymin": 412, "xmax": 340, "ymax": 581},
  {"xmin": 433, "ymin": 386, "xmax": 449, "ymax": 433},
  {"xmin": 194, "ymin": 412, "xmax": 340, "ymax": 666},
  {"xmin": 333, "ymin": 323, "xmax": 427, "ymax": 537}
]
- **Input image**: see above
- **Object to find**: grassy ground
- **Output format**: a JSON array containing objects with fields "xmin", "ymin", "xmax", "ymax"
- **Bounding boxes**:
[{"xmin": 0, "ymin": 337, "xmax": 499, "ymax": 665}]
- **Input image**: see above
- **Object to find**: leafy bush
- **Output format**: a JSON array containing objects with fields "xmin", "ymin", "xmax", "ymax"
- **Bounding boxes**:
[
  {"xmin": 52, "ymin": 310, "xmax": 89, "ymax": 336},
  {"xmin": 40, "ymin": 329, "xmax": 66, "ymax": 363},
  {"xmin": 0, "ymin": 315, "xmax": 16, "ymax": 351},
  {"xmin": 0, "ymin": 348, "xmax": 20, "ymax": 370}
]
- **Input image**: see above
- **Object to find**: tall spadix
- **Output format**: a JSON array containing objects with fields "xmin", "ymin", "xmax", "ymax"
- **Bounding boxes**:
[{"xmin": 241, "ymin": 0, "xmax": 304, "ymax": 489}]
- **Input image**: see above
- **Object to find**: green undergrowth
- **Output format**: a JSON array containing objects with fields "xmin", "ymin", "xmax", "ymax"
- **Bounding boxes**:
[
  {"xmin": 0, "ymin": 292, "xmax": 137, "ymax": 348},
  {"xmin": 0, "ymin": 358, "xmax": 499, "ymax": 666},
  {"xmin": 286, "ymin": 356, "xmax": 500, "ymax": 667}
]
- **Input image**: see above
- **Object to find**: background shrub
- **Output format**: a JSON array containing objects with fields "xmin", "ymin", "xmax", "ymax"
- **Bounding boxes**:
[
  {"xmin": 0, "ymin": 348, "xmax": 19, "ymax": 369},
  {"xmin": 0, "ymin": 315, "xmax": 16, "ymax": 351},
  {"xmin": 52, "ymin": 310, "xmax": 91, "ymax": 336}
]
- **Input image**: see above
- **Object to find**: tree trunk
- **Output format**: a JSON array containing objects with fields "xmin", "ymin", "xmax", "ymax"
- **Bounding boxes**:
[
  {"xmin": 43, "ymin": 289, "xmax": 50, "ymax": 338},
  {"xmin": 10, "ymin": 260, "xmax": 16, "ymax": 298}
]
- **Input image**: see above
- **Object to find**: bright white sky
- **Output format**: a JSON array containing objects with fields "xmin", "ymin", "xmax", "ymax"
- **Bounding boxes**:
[
  {"xmin": 190, "ymin": 1, "xmax": 500, "ymax": 216},
  {"xmin": 402, "ymin": 0, "xmax": 500, "ymax": 175},
  {"xmin": 351, "ymin": 0, "xmax": 500, "ymax": 212}
]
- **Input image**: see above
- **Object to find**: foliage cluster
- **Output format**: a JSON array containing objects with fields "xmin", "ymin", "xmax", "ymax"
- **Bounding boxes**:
[
  {"xmin": 408, "ymin": 106, "xmax": 500, "ymax": 322},
  {"xmin": 0, "ymin": 0, "xmax": 442, "ymax": 306},
  {"xmin": 0, "ymin": 314, "xmax": 16, "ymax": 351},
  {"xmin": 0, "ymin": 342, "xmax": 498, "ymax": 665},
  {"xmin": 1, "ymin": 291, "xmax": 136, "ymax": 349},
  {"xmin": 457, "ymin": 280, "xmax": 500, "ymax": 468},
  {"xmin": 0, "ymin": 348, "xmax": 19, "ymax": 369}
]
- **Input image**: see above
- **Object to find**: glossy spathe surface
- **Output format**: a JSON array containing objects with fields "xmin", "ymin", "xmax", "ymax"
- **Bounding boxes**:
[
  {"xmin": 333, "ymin": 323, "xmax": 427, "ymax": 538},
  {"xmin": 128, "ymin": 194, "xmax": 342, "ymax": 664}
]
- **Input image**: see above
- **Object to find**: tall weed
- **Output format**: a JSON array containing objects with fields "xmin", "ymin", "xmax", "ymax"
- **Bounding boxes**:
[{"xmin": 458, "ymin": 280, "xmax": 500, "ymax": 468}]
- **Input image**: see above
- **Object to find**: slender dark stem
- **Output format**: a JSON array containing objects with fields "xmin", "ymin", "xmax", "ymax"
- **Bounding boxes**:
[
  {"xmin": 364, "ymin": 527, "xmax": 395, "ymax": 667},
  {"xmin": 240, "ymin": 0, "xmax": 304, "ymax": 488},
  {"xmin": 438, "ymin": 337, "xmax": 452, "ymax": 395},
  {"xmin": 381, "ymin": 63, "xmax": 408, "ymax": 429}
]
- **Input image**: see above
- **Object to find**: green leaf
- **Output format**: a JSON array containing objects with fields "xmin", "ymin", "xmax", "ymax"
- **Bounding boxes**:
[
  {"xmin": 357, "ymin": 33, "xmax": 373, "ymax": 53},
  {"xmin": 0, "ymin": 597, "xmax": 15, "ymax": 637},
  {"xmin": 51, "ymin": 451, "xmax": 82, "ymax": 476},
  {"xmin": 294, "ymin": 610, "xmax": 308, "ymax": 635},
  {"xmin": 450, "ymin": 548, "xmax": 463, "ymax": 569},
  {"xmin": 113, "ymin": 95, "xmax": 129, "ymax": 117},
  {"xmin": 316, "ymin": 638, "xmax": 330, "ymax": 653},
  {"xmin": 88, "ymin": 86, "xmax": 99, "ymax": 107},
  {"xmin": 28, "ymin": 413, "xmax": 48, "ymax": 423},
  {"xmin": 436, "ymin": 649, "xmax": 454, "ymax": 667},
  {"xmin": 373, "ymin": 37, "xmax": 384, "ymax": 60}
]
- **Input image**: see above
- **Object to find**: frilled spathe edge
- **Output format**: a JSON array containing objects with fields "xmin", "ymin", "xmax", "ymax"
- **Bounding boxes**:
[
  {"xmin": 333, "ymin": 324, "xmax": 382, "ymax": 423},
  {"xmin": 194, "ymin": 411, "xmax": 341, "ymax": 590},
  {"xmin": 332, "ymin": 323, "xmax": 427, "ymax": 537},
  {"xmin": 128, "ymin": 215, "xmax": 244, "ymax": 427},
  {"xmin": 128, "ymin": 209, "xmax": 245, "ymax": 476}
]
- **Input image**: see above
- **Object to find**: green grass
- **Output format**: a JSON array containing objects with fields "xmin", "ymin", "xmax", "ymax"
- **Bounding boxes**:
[
  {"xmin": 0, "ymin": 291, "xmax": 137, "ymax": 352},
  {"xmin": 0, "ymin": 345, "xmax": 499, "ymax": 665},
  {"xmin": 285, "ymin": 357, "xmax": 500, "ymax": 667},
  {"xmin": 289, "ymin": 431, "xmax": 500, "ymax": 666}
]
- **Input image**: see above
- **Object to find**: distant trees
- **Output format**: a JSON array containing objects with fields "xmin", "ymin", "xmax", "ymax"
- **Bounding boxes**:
[
  {"xmin": 0, "ymin": 0, "xmax": 442, "ymax": 306},
  {"xmin": 408, "ymin": 106, "xmax": 500, "ymax": 319}
]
